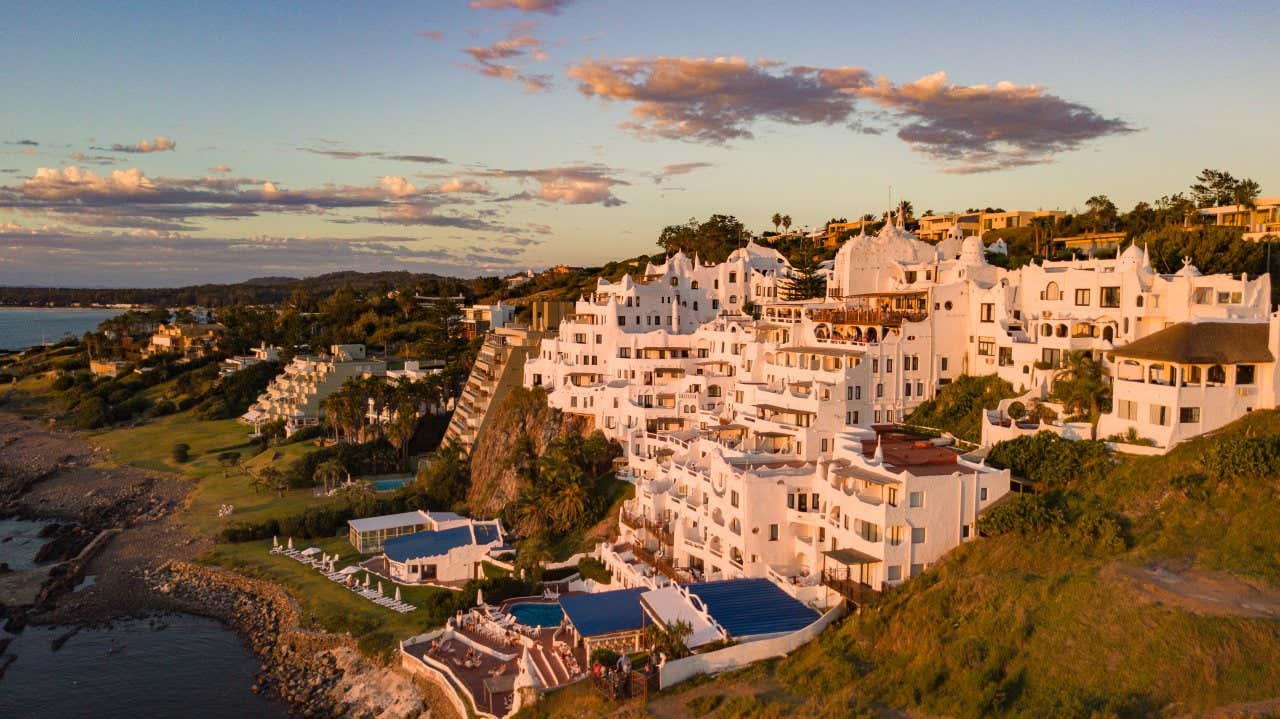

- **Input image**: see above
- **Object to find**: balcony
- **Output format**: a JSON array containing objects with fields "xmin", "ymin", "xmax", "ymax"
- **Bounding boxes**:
[{"xmin": 821, "ymin": 569, "xmax": 882, "ymax": 609}]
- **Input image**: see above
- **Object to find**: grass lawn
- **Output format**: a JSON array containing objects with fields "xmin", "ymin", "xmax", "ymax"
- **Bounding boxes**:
[
  {"xmin": 91, "ymin": 411, "xmax": 327, "ymax": 536},
  {"xmin": 208, "ymin": 537, "xmax": 460, "ymax": 658}
]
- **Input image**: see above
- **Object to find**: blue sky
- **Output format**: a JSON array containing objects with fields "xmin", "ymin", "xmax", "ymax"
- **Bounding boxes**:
[{"xmin": 1, "ymin": 0, "xmax": 1277, "ymax": 286}]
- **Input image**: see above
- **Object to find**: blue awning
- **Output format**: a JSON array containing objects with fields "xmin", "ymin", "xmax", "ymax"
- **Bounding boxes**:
[
  {"xmin": 686, "ymin": 578, "xmax": 819, "ymax": 638},
  {"xmin": 559, "ymin": 588, "xmax": 647, "ymax": 637}
]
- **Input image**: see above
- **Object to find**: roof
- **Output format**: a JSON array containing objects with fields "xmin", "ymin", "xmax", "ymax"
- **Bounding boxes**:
[
  {"xmin": 559, "ymin": 588, "xmax": 647, "ymax": 637},
  {"xmin": 472, "ymin": 522, "xmax": 502, "ymax": 545},
  {"xmin": 685, "ymin": 578, "xmax": 819, "ymax": 638},
  {"xmin": 383, "ymin": 525, "xmax": 474, "ymax": 562},
  {"xmin": 348, "ymin": 511, "xmax": 429, "ymax": 533},
  {"xmin": 1111, "ymin": 322, "xmax": 1273, "ymax": 364},
  {"xmin": 639, "ymin": 586, "xmax": 724, "ymax": 648}
]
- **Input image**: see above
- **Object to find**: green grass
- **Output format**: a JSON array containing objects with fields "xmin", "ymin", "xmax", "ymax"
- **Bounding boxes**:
[{"xmin": 208, "ymin": 537, "xmax": 459, "ymax": 659}]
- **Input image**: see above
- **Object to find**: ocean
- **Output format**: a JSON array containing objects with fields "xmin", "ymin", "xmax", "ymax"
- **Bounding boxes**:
[
  {"xmin": 0, "ymin": 520, "xmax": 286, "ymax": 718},
  {"xmin": 0, "ymin": 308, "xmax": 123, "ymax": 352}
]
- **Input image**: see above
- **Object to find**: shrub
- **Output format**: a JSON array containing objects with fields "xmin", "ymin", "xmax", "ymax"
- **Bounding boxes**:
[
  {"xmin": 590, "ymin": 648, "xmax": 620, "ymax": 667},
  {"xmin": 1006, "ymin": 402, "xmax": 1027, "ymax": 420},
  {"xmin": 1201, "ymin": 434, "xmax": 1280, "ymax": 483},
  {"xmin": 905, "ymin": 375, "xmax": 1016, "ymax": 443},
  {"xmin": 577, "ymin": 556, "xmax": 612, "ymax": 584},
  {"xmin": 986, "ymin": 432, "xmax": 1111, "ymax": 489},
  {"xmin": 171, "ymin": 443, "xmax": 191, "ymax": 463}
]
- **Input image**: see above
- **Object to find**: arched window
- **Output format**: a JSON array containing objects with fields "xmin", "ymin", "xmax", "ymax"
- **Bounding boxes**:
[
  {"xmin": 1102, "ymin": 326, "xmax": 1114, "ymax": 342},
  {"xmin": 728, "ymin": 295, "xmax": 738, "ymax": 305},
  {"xmin": 1056, "ymin": 324, "xmax": 1068, "ymax": 338},
  {"xmin": 690, "ymin": 280, "xmax": 699, "ymax": 289},
  {"xmin": 1208, "ymin": 365, "xmax": 1227, "ymax": 384},
  {"xmin": 1136, "ymin": 295, "xmax": 1145, "ymax": 308},
  {"xmin": 707, "ymin": 384, "xmax": 722, "ymax": 398},
  {"xmin": 1044, "ymin": 282, "xmax": 1061, "ymax": 301},
  {"xmin": 944, "ymin": 300, "xmax": 953, "ymax": 310},
  {"xmin": 1040, "ymin": 323, "xmax": 1052, "ymax": 337},
  {"xmin": 866, "ymin": 327, "xmax": 878, "ymax": 343}
]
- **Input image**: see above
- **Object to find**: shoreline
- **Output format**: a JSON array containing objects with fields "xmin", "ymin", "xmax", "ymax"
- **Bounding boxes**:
[{"xmin": 0, "ymin": 409, "xmax": 434, "ymax": 718}]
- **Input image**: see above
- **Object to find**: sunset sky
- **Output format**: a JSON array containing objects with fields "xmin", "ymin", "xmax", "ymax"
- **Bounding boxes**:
[{"xmin": 2, "ymin": 0, "xmax": 1277, "ymax": 286}]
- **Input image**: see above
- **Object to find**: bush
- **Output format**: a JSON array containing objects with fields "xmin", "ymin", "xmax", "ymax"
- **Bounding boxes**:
[
  {"xmin": 577, "ymin": 556, "xmax": 612, "ymax": 584},
  {"xmin": 1006, "ymin": 402, "xmax": 1026, "ymax": 420},
  {"xmin": 51, "ymin": 375, "xmax": 74, "ymax": 391},
  {"xmin": 1201, "ymin": 434, "xmax": 1280, "ymax": 483},
  {"xmin": 986, "ymin": 432, "xmax": 1111, "ymax": 489},
  {"xmin": 905, "ymin": 375, "xmax": 1016, "ymax": 443},
  {"xmin": 171, "ymin": 442, "xmax": 191, "ymax": 463},
  {"xmin": 590, "ymin": 648, "xmax": 620, "ymax": 667}
]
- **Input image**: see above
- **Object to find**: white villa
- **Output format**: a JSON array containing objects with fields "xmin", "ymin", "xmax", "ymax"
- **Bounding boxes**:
[
  {"xmin": 241, "ymin": 344, "xmax": 386, "ymax": 436},
  {"xmin": 219, "ymin": 343, "xmax": 282, "ymax": 377}
]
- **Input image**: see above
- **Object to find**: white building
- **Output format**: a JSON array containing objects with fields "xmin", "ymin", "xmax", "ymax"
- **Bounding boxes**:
[
  {"xmin": 240, "ymin": 344, "xmax": 385, "ymax": 436},
  {"xmin": 219, "ymin": 343, "xmax": 281, "ymax": 377},
  {"xmin": 379, "ymin": 517, "xmax": 507, "ymax": 586},
  {"xmin": 517, "ymin": 213, "xmax": 1275, "ymax": 603}
]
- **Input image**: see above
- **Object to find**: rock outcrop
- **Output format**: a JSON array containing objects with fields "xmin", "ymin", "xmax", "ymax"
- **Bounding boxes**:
[{"xmin": 466, "ymin": 386, "xmax": 586, "ymax": 517}]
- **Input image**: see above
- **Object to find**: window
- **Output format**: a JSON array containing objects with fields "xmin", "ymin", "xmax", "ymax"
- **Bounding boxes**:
[
  {"xmin": 1150, "ymin": 404, "xmax": 1170, "ymax": 426},
  {"xmin": 961, "ymin": 524, "xmax": 971, "ymax": 538},
  {"xmin": 1208, "ymin": 365, "xmax": 1227, "ymax": 384},
  {"xmin": 998, "ymin": 346, "xmax": 1013, "ymax": 366},
  {"xmin": 888, "ymin": 525, "xmax": 903, "ymax": 545},
  {"xmin": 887, "ymin": 487, "xmax": 898, "ymax": 506},
  {"xmin": 980, "ymin": 303, "xmax": 994, "ymax": 322},
  {"xmin": 769, "ymin": 524, "xmax": 778, "ymax": 541},
  {"xmin": 904, "ymin": 382, "xmax": 912, "ymax": 397},
  {"xmin": 940, "ymin": 357, "xmax": 948, "ymax": 372},
  {"xmin": 908, "ymin": 491, "xmax": 924, "ymax": 508},
  {"xmin": 786, "ymin": 494, "xmax": 795, "ymax": 509},
  {"xmin": 910, "ymin": 563, "xmax": 925, "ymax": 577},
  {"xmin": 911, "ymin": 527, "xmax": 926, "ymax": 544},
  {"xmin": 1238, "ymin": 365, "xmax": 1256, "ymax": 385},
  {"xmin": 846, "ymin": 386, "xmax": 853, "ymax": 401},
  {"xmin": 730, "ymin": 490, "xmax": 739, "ymax": 508},
  {"xmin": 1179, "ymin": 406, "xmax": 1201, "ymax": 423},
  {"xmin": 876, "ymin": 383, "xmax": 883, "ymax": 398},
  {"xmin": 1100, "ymin": 286, "xmax": 1120, "ymax": 308},
  {"xmin": 886, "ymin": 359, "xmax": 894, "ymax": 372},
  {"xmin": 977, "ymin": 338, "xmax": 995, "ymax": 356},
  {"xmin": 728, "ymin": 272, "xmax": 737, "ymax": 283},
  {"xmin": 979, "ymin": 487, "xmax": 988, "ymax": 501},
  {"xmin": 1074, "ymin": 288, "xmax": 1091, "ymax": 306},
  {"xmin": 887, "ymin": 565, "xmax": 902, "ymax": 581},
  {"xmin": 855, "ymin": 385, "xmax": 862, "ymax": 400},
  {"xmin": 1117, "ymin": 399, "xmax": 1138, "ymax": 421}
]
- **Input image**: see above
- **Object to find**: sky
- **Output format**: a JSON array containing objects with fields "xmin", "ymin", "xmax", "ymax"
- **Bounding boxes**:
[{"xmin": 1, "ymin": 0, "xmax": 1277, "ymax": 287}]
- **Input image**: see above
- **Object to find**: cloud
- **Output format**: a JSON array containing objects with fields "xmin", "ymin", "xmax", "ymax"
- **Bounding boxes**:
[
  {"xmin": 0, "ymin": 165, "xmax": 503, "ymax": 232},
  {"xmin": 858, "ymin": 71, "xmax": 1137, "ymax": 172},
  {"xmin": 437, "ymin": 178, "xmax": 490, "ymax": 194},
  {"xmin": 69, "ymin": 151, "xmax": 120, "ymax": 166},
  {"xmin": 468, "ymin": 0, "xmax": 574, "ymax": 14},
  {"xmin": 297, "ymin": 147, "xmax": 449, "ymax": 164},
  {"xmin": 568, "ymin": 57, "xmax": 1134, "ymax": 171},
  {"xmin": 417, "ymin": 30, "xmax": 445, "ymax": 41},
  {"xmin": 478, "ymin": 164, "xmax": 628, "ymax": 206},
  {"xmin": 0, "ymin": 222, "xmax": 529, "ymax": 286},
  {"xmin": 654, "ymin": 161, "xmax": 714, "ymax": 183},
  {"xmin": 463, "ymin": 34, "xmax": 552, "ymax": 92},
  {"xmin": 568, "ymin": 56, "xmax": 871, "ymax": 143},
  {"xmin": 9, "ymin": 140, "xmax": 39, "ymax": 147},
  {"xmin": 209, "ymin": 164, "xmax": 232, "ymax": 174},
  {"xmin": 107, "ymin": 136, "xmax": 176, "ymax": 153}
]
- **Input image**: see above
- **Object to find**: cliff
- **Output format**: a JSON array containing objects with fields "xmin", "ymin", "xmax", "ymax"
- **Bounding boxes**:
[{"xmin": 466, "ymin": 386, "xmax": 586, "ymax": 517}]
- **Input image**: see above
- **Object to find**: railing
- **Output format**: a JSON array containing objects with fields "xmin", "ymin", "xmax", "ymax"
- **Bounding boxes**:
[
  {"xmin": 631, "ymin": 543, "xmax": 683, "ymax": 583},
  {"xmin": 821, "ymin": 569, "xmax": 882, "ymax": 608}
]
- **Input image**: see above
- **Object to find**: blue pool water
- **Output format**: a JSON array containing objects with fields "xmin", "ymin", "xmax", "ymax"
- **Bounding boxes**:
[
  {"xmin": 372, "ymin": 479, "xmax": 409, "ymax": 492},
  {"xmin": 508, "ymin": 602, "xmax": 564, "ymax": 628}
]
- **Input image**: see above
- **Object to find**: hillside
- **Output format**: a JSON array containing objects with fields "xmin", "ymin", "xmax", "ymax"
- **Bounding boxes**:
[{"xmin": 524, "ymin": 411, "xmax": 1280, "ymax": 718}]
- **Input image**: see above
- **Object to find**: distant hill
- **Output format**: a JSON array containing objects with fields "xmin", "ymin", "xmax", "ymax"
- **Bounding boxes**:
[{"xmin": 0, "ymin": 270, "xmax": 499, "ymax": 308}]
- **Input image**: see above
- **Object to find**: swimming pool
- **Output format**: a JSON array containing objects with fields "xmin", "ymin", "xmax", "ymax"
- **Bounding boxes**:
[
  {"xmin": 508, "ymin": 602, "xmax": 564, "ymax": 628},
  {"xmin": 372, "ymin": 478, "xmax": 409, "ymax": 492}
]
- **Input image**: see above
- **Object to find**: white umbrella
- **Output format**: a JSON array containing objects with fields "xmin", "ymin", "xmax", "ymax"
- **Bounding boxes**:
[
  {"xmin": 395, "ymin": 587, "xmax": 402, "ymax": 601},
  {"xmin": 476, "ymin": 588, "xmax": 485, "ymax": 607},
  {"xmin": 273, "ymin": 536, "xmax": 279, "ymax": 548},
  {"xmin": 287, "ymin": 537, "xmax": 294, "ymax": 550},
  {"xmin": 364, "ymin": 573, "xmax": 370, "ymax": 588}
]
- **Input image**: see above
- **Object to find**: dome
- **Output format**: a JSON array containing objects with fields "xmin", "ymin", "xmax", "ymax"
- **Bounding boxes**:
[
  {"xmin": 1174, "ymin": 257, "xmax": 1202, "ymax": 277},
  {"xmin": 1116, "ymin": 243, "xmax": 1144, "ymax": 267}
]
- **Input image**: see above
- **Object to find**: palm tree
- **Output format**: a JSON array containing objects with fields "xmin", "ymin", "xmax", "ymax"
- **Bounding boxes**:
[
  {"xmin": 555, "ymin": 480, "xmax": 590, "ymax": 532},
  {"xmin": 771, "ymin": 213, "xmax": 782, "ymax": 234},
  {"xmin": 313, "ymin": 459, "xmax": 347, "ymax": 495},
  {"xmin": 781, "ymin": 214, "xmax": 792, "ymax": 233},
  {"xmin": 1052, "ymin": 351, "xmax": 1111, "ymax": 421},
  {"xmin": 386, "ymin": 399, "xmax": 420, "ymax": 469},
  {"xmin": 897, "ymin": 200, "xmax": 914, "ymax": 227}
]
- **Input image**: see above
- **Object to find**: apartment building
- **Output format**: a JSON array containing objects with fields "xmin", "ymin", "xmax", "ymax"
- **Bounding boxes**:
[
  {"xmin": 1197, "ymin": 195, "xmax": 1280, "ymax": 241},
  {"xmin": 144, "ymin": 322, "xmax": 222, "ymax": 360},
  {"xmin": 219, "ymin": 343, "xmax": 281, "ymax": 377},
  {"xmin": 240, "ymin": 344, "xmax": 386, "ymax": 436},
  {"xmin": 915, "ymin": 209, "xmax": 1065, "ymax": 242}
]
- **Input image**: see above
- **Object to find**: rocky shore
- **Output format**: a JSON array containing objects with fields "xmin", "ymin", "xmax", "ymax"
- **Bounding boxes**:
[
  {"xmin": 0, "ymin": 409, "xmax": 440, "ymax": 718},
  {"xmin": 150, "ymin": 561, "xmax": 429, "ymax": 719}
]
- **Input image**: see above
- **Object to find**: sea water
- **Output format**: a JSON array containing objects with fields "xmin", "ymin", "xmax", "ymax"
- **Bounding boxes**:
[{"xmin": 0, "ymin": 308, "xmax": 122, "ymax": 351}]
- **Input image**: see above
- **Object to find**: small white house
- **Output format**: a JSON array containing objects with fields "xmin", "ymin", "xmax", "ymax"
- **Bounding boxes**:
[{"xmin": 382, "ymin": 519, "xmax": 507, "ymax": 585}]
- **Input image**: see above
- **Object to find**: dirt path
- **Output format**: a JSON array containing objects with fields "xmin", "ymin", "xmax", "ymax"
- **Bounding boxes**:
[{"xmin": 1110, "ymin": 562, "xmax": 1280, "ymax": 619}]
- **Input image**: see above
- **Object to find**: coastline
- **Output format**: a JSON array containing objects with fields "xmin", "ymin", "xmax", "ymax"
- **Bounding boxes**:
[{"xmin": 0, "ymin": 409, "xmax": 436, "ymax": 718}]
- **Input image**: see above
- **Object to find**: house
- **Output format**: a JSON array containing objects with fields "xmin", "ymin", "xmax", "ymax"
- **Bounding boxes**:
[
  {"xmin": 89, "ymin": 359, "xmax": 129, "ymax": 378},
  {"xmin": 1096, "ymin": 317, "xmax": 1278, "ymax": 449},
  {"xmin": 559, "ymin": 588, "xmax": 649, "ymax": 656},
  {"xmin": 460, "ymin": 303, "xmax": 517, "ymax": 339},
  {"xmin": 144, "ymin": 322, "xmax": 222, "ymax": 359},
  {"xmin": 379, "ymin": 518, "xmax": 506, "ymax": 585},
  {"xmin": 1197, "ymin": 195, "xmax": 1280, "ymax": 241},
  {"xmin": 219, "ymin": 343, "xmax": 281, "ymax": 377}
]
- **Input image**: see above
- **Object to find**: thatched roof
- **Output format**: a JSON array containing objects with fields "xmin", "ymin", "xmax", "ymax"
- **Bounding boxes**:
[{"xmin": 1111, "ymin": 322, "xmax": 1273, "ymax": 364}]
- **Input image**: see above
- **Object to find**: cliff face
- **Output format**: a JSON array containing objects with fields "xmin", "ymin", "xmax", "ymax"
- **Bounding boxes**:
[{"xmin": 466, "ymin": 386, "xmax": 586, "ymax": 517}]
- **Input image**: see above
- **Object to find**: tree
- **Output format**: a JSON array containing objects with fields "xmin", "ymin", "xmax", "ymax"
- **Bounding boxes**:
[
  {"xmin": 772, "ymin": 213, "xmax": 782, "ymax": 233},
  {"xmin": 779, "ymin": 244, "xmax": 826, "ymax": 301},
  {"xmin": 1234, "ymin": 178, "xmax": 1262, "ymax": 211},
  {"xmin": 313, "ymin": 458, "xmax": 347, "ymax": 495},
  {"xmin": 656, "ymin": 214, "xmax": 747, "ymax": 263},
  {"xmin": 1052, "ymin": 351, "xmax": 1111, "ymax": 421},
  {"xmin": 1084, "ymin": 195, "xmax": 1119, "ymax": 233},
  {"xmin": 1190, "ymin": 168, "xmax": 1241, "ymax": 208},
  {"xmin": 781, "ymin": 214, "xmax": 792, "ymax": 233},
  {"xmin": 897, "ymin": 199, "xmax": 914, "ymax": 226},
  {"xmin": 386, "ymin": 399, "xmax": 421, "ymax": 468}
]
